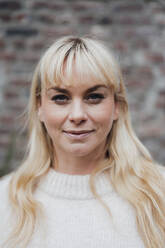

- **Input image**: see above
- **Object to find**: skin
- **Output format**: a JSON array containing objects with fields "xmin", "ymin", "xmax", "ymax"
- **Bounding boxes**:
[{"xmin": 38, "ymin": 75, "xmax": 118, "ymax": 175}]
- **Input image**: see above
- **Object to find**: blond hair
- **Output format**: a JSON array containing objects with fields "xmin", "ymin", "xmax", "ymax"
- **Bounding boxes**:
[{"xmin": 4, "ymin": 36, "xmax": 165, "ymax": 248}]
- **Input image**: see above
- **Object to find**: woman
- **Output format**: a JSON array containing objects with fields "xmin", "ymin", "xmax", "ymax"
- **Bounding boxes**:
[{"xmin": 0, "ymin": 36, "xmax": 165, "ymax": 248}]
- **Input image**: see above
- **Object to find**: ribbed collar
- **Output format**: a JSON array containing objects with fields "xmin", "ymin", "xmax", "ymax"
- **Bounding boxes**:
[{"xmin": 37, "ymin": 168, "xmax": 114, "ymax": 200}]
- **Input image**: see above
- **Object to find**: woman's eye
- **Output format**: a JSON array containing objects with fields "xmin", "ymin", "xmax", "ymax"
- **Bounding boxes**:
[
  {"xmin": 86, "ymin": 93, "xmax": 105, "ymax": 103},
  {"xmin": 51, "ymin": 95, "xmax": 69, "ymax": 104}
]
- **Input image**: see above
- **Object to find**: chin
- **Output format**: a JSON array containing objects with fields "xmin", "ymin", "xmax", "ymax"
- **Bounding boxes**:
[{"xmin": 66, "ymin": 146, "xmax": 96, "ymax": 157}]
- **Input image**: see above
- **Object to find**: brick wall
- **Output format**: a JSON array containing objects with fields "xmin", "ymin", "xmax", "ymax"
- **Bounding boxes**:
[{"xmin": 0, "ymin": 0, "xmax": 165, "ymax": 176}]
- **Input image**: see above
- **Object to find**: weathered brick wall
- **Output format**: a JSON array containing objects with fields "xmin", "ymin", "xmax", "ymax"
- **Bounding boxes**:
[{"xmin": 0, "ymin": 0, "xmax": 165, "ymax": 176}]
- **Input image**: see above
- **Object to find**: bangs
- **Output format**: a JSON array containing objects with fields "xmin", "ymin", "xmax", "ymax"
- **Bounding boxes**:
[{"xmin": 39, "ymin": 37, "xmax": 120, "ymax": 92}]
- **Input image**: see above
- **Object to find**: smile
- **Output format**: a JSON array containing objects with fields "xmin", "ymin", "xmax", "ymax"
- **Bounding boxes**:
[{"xmin": 63, "ymin": 130, "xmax": 95, "ymax": 139}]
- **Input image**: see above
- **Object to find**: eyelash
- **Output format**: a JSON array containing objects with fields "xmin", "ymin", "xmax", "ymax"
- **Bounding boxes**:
[{"xmin": 51, "ymin": 93, "xmax": 105, "ymax": 104}]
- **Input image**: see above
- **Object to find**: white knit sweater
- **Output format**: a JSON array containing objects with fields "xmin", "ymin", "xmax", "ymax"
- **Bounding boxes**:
[{"xmin": 0, "ymin": 167, "xmax": 154, "ymax": 248}]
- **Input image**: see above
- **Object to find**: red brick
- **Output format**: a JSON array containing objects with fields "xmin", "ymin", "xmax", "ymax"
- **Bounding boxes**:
[
  {"xmin": 159, "ymin": 90, "xmax": 165, "ymax": 97},
  {"xmin": 117, "ymin": 16, "xmax": 139, "ymax": 25},
  {"xmin": 0, "ymin": 52, "xmax": 16, "ymax": 61},
  {"xmin": 126, "ymin": 78, "xmax": 151, "ymax": 88},
  {"xmin": 13, "ymin": 39, "xmax": 26, "ymax": 49},
  {"xmin": 21, "ymin": 54, "xmax": 39, "ymax": 63},
  {"xmin": 0, "ymin": 39, "xmax": 5, "ymax": 49},
  {"xmin": 30, "ymin": 41, "xmax": 45, "ymax": 50},
  {"xmin": 32, "ymin": 1, "xmax": 65, "ymax": 10},
  {"xmin": 136, "ymin": 66, "xmax": 153, "ymax": 80},
  {"xmin": 113, "ymin": 41, "xmax": 128, "ymax": 53},
  {"xmin": 9, "ymin": 106, "xmax": 23, "ymax": 114},
  {"xmin": 114, "ymin": 3, "xmax": 143, "ymax": 12},
  {"xmin": 133, "ymin": 39, "xmax": 149, "ymax": 49},
  {"xmin": 79, "ymin": 16, "xmax": 95, "ymax": 24},
  {"xmin": 146, "ymin": 52, "xmax": 164, "ymax": 64},
  {"xmin": 0, "ymin": 136, "xmax": 10, "ymax": 147},
  {"xmin": 37, "ymin": 14, "xmax": 55, "ymax": 24},
  {"xmin": 11, "ymin": 79, "xmax": 30, "ymax": 87},
  {"xmin": 160, "ymin": 65, "xmax": 165, "ymax": 75},
  {"xmin": 0, "ymin": 116, "xmax": 14, "ymax": 124},
  {"xmin": 14, "ymin": 13, "xmax": 26, "ymax": 22},
  {"xmin": 43, "ymin": 28, "xmax": 74, "ymax": 37},
  {"xmin": 72, "ymin": 2, "xmax": 94, "ymax": 11},
  {"xmin": 0, "ymin": 128, "xmax": 12, "ymax": 135},
  {"xmin": 152, "ymin": 6, "xmax": 165, "ymax": 14},
  {"xmin": 4, "ymin": 91, "xmax": 19, "ymax": 99},
  {"xmin": 51, "ymin": 2, "xmax": 66, "ymax": 10},
  {"xmin": 122, "ymin": 66, "xmax": 132, "ymax": 76},
  {"xmin": 124, "ymin": 29, "xmax": 136, "ymax": 39},
  {"xmin": 0, "ymin": 14, "xmax": 12, "ymax": 22},
  {"xmin": 156, "ymin": 91, "xmax": 165, "ymax": 109},
  {"xmin": 31, "ymin": 1, "xmax": 49, "ymax": 9}
]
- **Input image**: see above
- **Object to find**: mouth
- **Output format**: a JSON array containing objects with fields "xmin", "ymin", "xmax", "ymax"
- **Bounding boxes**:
[
  {"xmin": 63, "ymin": 130, "xmax": 95, "ymax": 134},
  {"xmin": 63, "ymin": 130, "xmax": 95, "ymax": 139}
]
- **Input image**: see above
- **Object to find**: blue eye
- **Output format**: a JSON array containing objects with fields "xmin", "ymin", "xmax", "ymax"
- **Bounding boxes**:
[
  {"xmin": 86, "ymin": 93, "xmax": 105, "ymax": 103},
  {"xmin": 51, "ymin": 94, "xmax": 69, "ymax": 104}
]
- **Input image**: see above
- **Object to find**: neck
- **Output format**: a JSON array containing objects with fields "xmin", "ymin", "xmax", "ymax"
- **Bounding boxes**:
[{"xmin": 52, "ymin": 146, "xmax": 106, "ymax": 175}]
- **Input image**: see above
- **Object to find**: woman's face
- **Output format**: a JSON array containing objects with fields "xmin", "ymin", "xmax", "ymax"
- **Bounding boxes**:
[{"xmin": 38, "ymin": 75, "xmax": 118, "ymax": 159}]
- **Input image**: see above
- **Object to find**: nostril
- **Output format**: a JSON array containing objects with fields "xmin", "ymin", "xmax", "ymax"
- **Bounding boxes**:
[
  {"xmin": 70, "ymin": 119, "xmax": 86, "ymax": 125},
  {"xmin": 69, "ymin": 112, "xmax": 87, "ymax": 123}
]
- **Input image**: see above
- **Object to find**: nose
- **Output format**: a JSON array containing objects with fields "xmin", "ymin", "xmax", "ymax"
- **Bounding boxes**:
[{"xmin": 68, "ymin": 99, "xmax": 87, "ymax": 124}]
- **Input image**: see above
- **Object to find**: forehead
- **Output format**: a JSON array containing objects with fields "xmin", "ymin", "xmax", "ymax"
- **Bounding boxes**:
[
  {"xmin": 39, "ymin": 38, "xmax": 120, "ymax": 96},
  {"xmin": 40, "ymin": 55, "xmax": 115, "ymax": 94},
  {"xmin": 44, "ymin": 70, "xmax": 110, "ymax": 92}
]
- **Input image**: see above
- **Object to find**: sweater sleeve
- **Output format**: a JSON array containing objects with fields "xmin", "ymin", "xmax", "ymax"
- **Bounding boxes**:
[
  {"xmin": 0, "ymin": 173, "xmax": 12, "ymax": 210},
  {"xmin": 0, "ymin": 173, "xmax": 13, "ymax": 244},
  {"xmin": 158, "ymin": 165, "xmax": 165, "ymax": 178}
]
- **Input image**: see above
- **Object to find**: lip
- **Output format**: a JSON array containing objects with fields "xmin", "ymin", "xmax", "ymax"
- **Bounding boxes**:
[
  {"xmin": 63, "ymin": 130, "xmax": 94, "ymax": 134},
  {"xmin": 63, "ymin": 130, "xmax": 95, "ymax": 140}
]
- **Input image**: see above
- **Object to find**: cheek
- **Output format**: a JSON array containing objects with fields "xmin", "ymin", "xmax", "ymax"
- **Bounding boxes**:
[
  {"xmin": 100, "ymin": 114, "xmax": 114, "ymax": 134},
  {"xmin": 89, "ymin": 106, "xmax": 115, "ymax": 141},
  {"xmin": 90, "ymin": 104, "xmax": 115, "ymax": 127},
  {"xmin": 42, "ymin": 107, "xmax": 66, "ymax": 130}
]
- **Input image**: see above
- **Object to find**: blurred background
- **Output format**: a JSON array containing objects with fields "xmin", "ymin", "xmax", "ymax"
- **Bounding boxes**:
[{"xmin": 0, "ymin": 0, "xmax": 165, "ymax": 177}]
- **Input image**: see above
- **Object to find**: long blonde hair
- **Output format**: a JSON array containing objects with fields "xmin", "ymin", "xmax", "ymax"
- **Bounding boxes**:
[{"xmin": 4, "ymin": 36, "xmax": 165, "ymax": 248}]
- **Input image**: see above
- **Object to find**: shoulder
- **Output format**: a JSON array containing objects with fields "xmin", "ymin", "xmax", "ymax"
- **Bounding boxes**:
[
  {"xmin": 0, "ymin": 173, "xmax": 12, "ymax": 190},
  {"xmin": 157, "ymin": 165, "xmax": 165, "ymax": 179},
  {"xmin": 0, "ymin": 173, "xmax": 13, "ymax": 209},
  {"xmin": 0, "ymin": 173, "xmax": 15, "ymax": 242}
]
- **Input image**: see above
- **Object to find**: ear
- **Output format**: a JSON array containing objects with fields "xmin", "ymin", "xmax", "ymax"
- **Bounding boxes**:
[{"xmin": 113, "ymin": 102, "xmax": 119, "ymax": 121}]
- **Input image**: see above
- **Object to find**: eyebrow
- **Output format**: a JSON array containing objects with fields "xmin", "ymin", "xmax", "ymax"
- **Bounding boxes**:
[{"xmin": 47, "ymin": 84, "xmax": 108, "ymax": 94}]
